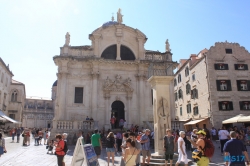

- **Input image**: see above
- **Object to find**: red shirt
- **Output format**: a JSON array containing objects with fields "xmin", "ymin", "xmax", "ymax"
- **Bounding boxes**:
[{"xmin": 56, "ymin": 140, "xmax": 65, "ymax": 156}]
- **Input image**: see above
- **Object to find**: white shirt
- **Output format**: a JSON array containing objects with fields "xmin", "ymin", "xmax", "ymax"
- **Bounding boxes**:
[
  {"xmin": 177, "ymin": 137, "xmax": 186, "ymax": 152},
  {"xmin": 218, "ymin": 130, "xmax": 229, "ymax": 140}
]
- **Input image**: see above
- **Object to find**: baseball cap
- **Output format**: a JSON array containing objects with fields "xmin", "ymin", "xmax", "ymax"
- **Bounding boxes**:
[{"xmin": 196, "ymin": 130, "xmax": 206, "ymax": 135}]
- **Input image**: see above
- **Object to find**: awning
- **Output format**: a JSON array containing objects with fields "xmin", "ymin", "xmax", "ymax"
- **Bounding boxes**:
[
  {"xmin": 184, "ymin": 118, "xmax": 208, "ymax": 125},
  {"xmin": 0, "ymin": 110, "xmax": 21, "ymax": 124},
  {"xmin": 222, "ymin": 114, "xmax": 249, "ymax": 124}
]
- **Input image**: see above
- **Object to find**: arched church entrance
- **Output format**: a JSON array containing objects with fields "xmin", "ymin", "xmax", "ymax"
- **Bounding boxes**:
[{"xmin": 111, "ymin": 101, "xmax": 125, "ymax": 129}]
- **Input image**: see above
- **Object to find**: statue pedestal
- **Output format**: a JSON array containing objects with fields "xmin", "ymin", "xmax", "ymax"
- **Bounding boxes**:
[{"xmin": 148, "ymin": 76, "xmax": 174, "ymax": 155}]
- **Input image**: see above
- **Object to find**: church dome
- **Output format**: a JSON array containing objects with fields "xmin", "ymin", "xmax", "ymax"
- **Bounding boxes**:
[
  {"xmin": 52, "ymin": 80, "xmax": 57, "ymax": 87},
  {"xmin": 102, "ymin": 21, "xmax": 118, "ymax": 28}
]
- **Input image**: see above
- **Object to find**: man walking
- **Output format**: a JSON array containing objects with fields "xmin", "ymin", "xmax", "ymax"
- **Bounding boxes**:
[
  {"xmin": 164, "ymin": 129, "xmax": 175, "ymax": 166},
  {"xmin": 219, "ymin": 126, "xmax": 229, "ymax": 156},
  {"xmin": 16, "ymin": 127, "xmax": 21, "ymax": 143},
  {"xmin": 140, "ymin": 129, "xmax": 151, "ymax": 166},
  {"xmin": 224, "ymin": 131, "xmax": 250, "ymax": 166},
  {"xmin": 91, "ymin": 128, "xmax": 102, "ymax": 158}
]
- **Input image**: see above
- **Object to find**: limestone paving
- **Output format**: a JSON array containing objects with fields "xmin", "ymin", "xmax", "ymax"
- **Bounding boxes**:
[{"xmin": 1, "ymin": 137, "xmax": 250, "ymax": 166}]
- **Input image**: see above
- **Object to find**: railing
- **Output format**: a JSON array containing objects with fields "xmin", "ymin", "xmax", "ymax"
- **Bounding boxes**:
[
  {"xmin": 145, "ymin": 54, "xmax": 169, "ymax": 61},
  {"xmin": 56, "ymin": 120, "xmax": 98, "ymax": 130}
]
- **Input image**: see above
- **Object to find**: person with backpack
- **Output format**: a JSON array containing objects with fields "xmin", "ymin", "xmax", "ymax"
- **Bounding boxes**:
[
  {"xmin": 188, "ymin": 130, "xmax": 214, "ymax": 166},
  {"xmin": 106, "ymin": 132, "xmax": 116, "ymax": 166}
]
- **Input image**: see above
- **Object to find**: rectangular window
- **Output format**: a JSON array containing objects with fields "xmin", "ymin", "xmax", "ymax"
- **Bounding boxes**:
[
  {"xmin": 186, "ymin": 104, "xmax": 191, "ymax": 113},
  {"xmin": 178, "ymin": 74, "xmax": 181, "ymax": 83},
  {"xmin": 180, "ymin": 107, "xmax": 182, "ymax": 116},
  {"xmin": 193, "ymin": 106, "xmax": 199, "ymax": 115},
  {"xmin": 174, "ymin": 79, "xmax": 177, "ymax": 86},
  {"xmin": 239, "ymin": 101, "xmax": 250, "ymax": 110},
  {"xmin": 214, "ymin": 64, "xmax": 229, "ymax": 70},
  {"xmin": 237, "ymin": 80, "xmax": 250, "ymax": 91},
  {"xmin": 1, "ymin": 73, "xmax": 4, "ymax": 83},
  {"xmin": 151, "ymin": 89, "xmax": 153, "ymax": 105},
  {"xmin": 218, "ymin": 101, "xmax": 233, "ymax": 111},
  {"xmin": 74, "ymin": 87, "xmax": 83, "ymax": 103},
  {"xmin": 216, "ymin": 80, "xmax": 232, "ymax": 91},
  {"xmin": 9, "ymin": 114, "xmax": 15, "ymax": 120},
  {"xmin": 192, "ymin": 74, "xmax": 196, "ymax": 81},
  {"xmin": 235, "ymin": 64, "xmax": 248, "ymax": 70},
  {"xmin": 225, "ymin": 49, "xmax": 232, "ymax": 54},
  {"xmin": 5, "ymin": 77, "xmax": 8, "ymax": 87},
  {"xmin": 174, "ymin": 92, "xmax": 178, "ymax": 101},
  {"xmin": 191, "ymin": 89, "xmax": 198, "ymax": 99}
]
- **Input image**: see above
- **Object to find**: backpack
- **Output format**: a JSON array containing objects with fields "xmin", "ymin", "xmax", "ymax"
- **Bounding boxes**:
[
  {"xmin": 202, "ymin": 138, "xmax": 215, "ymax": 158},
  {"xmin": 106, "ymin": 138, "xmax": 114, "ymax": 148},
  {"xmin": 63, "ymin": 140, "xmax": 68, "ymax": 154}
]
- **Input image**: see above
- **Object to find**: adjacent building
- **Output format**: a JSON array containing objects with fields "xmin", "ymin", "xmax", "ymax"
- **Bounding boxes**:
[{"xmin": 172, "ymin": 42, "xmax": 250, "ymax": 129}]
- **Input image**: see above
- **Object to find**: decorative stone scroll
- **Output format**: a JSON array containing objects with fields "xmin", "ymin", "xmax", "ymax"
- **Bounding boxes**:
[{"xmin": 103, "ymin": 75, "xmax": 133, "ymax": 99}]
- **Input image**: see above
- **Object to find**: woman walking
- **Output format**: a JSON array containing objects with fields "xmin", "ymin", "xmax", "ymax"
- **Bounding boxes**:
[
  {"xmin": 175, "ymin": 131, "xmax": 188, "ymax": 166},
  {"xmin": 123, "ymin": 138, "xmax": 140, "ymax": 166},
  {"xmin": 0, "ymin": 133, "xmax": 7, "ymax": 157},
  {"xmin": 54, "ymin": 134, "xmax": 65, "ymax": 166},
  {"xmin": 106, "ymin": 132, "xmax": 116, "ymax": 166},
  {"xmin": 164, "ymin": 129, "xmax": 175, "ymax": 166}
]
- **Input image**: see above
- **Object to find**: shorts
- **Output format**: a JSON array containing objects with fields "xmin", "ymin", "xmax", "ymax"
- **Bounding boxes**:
[
  {"xmin": 94, "ymin": 146, "xmax": 101, "ymax": 155},
  {"xmin": 106, "ymin": 148, "xmax": 115, "ymax": 152},
  {"xmin": 196, "ymin": 156, "xmax": 209, "ymax": 166},
  {"xmin": 142, "ymin": 150, "xmax": 151, "ymax": 158},
  {"xmin": 165, "ymin": 153, "xmax": 173, "ymax": 160}
]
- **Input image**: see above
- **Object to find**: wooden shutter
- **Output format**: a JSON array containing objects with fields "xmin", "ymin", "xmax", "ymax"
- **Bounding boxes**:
[
  {"xmin": 239, "ymin": 101, "xmax": 243, "ymax": 110},
  {"xmin": 74, "ymin": 87, "xmax": 83, "ymax": 103},
  {"xmin": 245, "ymin": 64, "xmax": 248, "ymax": 70},
  {"xmin": 195, "ymin": 89, "xmax": 198, "ymax": 99},
  {"xmin": 234, "ymin": 64, "xmax": 238, "ymax": 70},
  {"xmin": 218, "ymin": 102, "xmax": 222, "ymax": 110},
  {"xmin": 180, "ymin": 107, "xmax": 182, "ymax": 116},
  {"xmin": 237, "ymin": 80, "xmax": 241, "ymax": 91},
  {"xmin": 229, "ymin": 102, "xmax": 234, "ymax": 110},
  {"xmin": 247, "ymin": 81, "xmax": 250, "ymax": 91},
  {"xmin": 216, "ymin": 80, "xmax": 221, "ymax": 91},
  {"xmin": 225, "ymin": 64, "xmax": 229, "ymax": 70},
  {"xmin": 227, "ymin": 80, "xmax": 232, "ymax": 91},
  {"xmin": 191, "ymin": 90, "xmax": 194, "ymax": 99},
  {"xmin": 214, "ymin": 64, "xmax": 218, "ymax": 70}
]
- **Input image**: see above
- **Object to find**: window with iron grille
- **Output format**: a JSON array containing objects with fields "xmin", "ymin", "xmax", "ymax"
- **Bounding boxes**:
[
  {"xmin": 218, "ymin": 101, "xmax": 233, "ymax": 111},
  {"xmin": 239, "ymin": 101, "xmax": 250, "ymax": 110},
  {"xmin": 186, "ymin": 83, "xmax": 191, "ymax": 94},
  {"xmin": 186, "ymin": 104, "xmax": 191, "ymax": 113},
  {"xmin": 235, "ymin": 64, "xmax": 248, "ymax": 70},
  {"xmin": 193, "ymin": 106, "xmax": 199, "ymax": 115},
  {"xmin": 216, "ymin": 80, "xmax": 232, "ymax": 91},
  {"xmin": 214, "ymin": 64, "xmax": 229, "ymax": 70},
  {"xmin": 236, "ymin": 80, "xmax": 250, "ymax": 91},
  {"xmin": 74, "ymin": 87, "xmax": 83, "ymax": 103}
]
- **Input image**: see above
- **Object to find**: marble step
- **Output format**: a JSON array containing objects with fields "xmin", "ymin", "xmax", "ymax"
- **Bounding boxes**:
[{"xmin": 149, "ymin": 161, "xmax": 195, "ymax": 166}]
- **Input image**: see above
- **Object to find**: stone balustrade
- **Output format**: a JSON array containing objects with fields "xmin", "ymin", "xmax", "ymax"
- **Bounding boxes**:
[{"xmin": 56, "ymin": 120, "xmax": 98, "ymax": 131}]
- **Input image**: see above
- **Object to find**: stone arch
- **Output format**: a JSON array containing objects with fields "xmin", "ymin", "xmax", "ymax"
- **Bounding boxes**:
[
  {"xmin": 120, "ymin": 45, "xmax": 135, "ymax": 60},
  {"xmin": 10, "ymin": 89, "xmax": 19, "ymax": 102},
  {"xmin": 101, "ymin": 44, "xmax": 117, "ymax": 60}
]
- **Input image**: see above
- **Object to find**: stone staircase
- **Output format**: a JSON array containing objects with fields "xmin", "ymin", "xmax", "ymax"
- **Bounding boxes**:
[{"xmin": 149, "ymin": 153, "xmax": 195, "ymax": 166}]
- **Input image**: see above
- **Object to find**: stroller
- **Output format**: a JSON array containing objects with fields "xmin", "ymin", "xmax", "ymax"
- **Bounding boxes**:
[{"xmin": 46, "ymin": 140, "xmax": 54, "ymax": 154}]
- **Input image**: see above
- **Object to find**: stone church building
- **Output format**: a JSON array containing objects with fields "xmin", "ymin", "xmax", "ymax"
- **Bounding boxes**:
[{"xmin": 52, "ymin": 10, "xmax": 177, "ymax": 133}]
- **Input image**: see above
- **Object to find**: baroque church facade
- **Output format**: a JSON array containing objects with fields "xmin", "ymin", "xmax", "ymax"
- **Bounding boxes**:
[{"xmin": 52, "ymin": 10, "xmax": 177, "ymax": 132}]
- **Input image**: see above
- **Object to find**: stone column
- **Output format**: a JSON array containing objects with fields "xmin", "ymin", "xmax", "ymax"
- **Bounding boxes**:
[
  {"xmin": 57, "ymin": 72, "xmax": 68, "ymax": 120},
  {"xmin": 116, "ymin": 43, "xmax": 121, "ymax": 60},
  {"xmin": 105, "ymin": 97, "xmax": 111, "ymax": 130},
  {"xmin": 148, "ymin": 76, "xmax": 174, "ymax": 155},
  {"xmin": 138, "ymin": 75, "xmax": 145, "ymax": 124},
  {"xmin": 90, "ymin": 70, "xmax": 99, "ymax": 121}
]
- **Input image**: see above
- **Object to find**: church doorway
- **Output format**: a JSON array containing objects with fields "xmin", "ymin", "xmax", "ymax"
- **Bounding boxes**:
[{"xmin": 111, "ymin": 101, "xmax": 125, "ymax": 129}]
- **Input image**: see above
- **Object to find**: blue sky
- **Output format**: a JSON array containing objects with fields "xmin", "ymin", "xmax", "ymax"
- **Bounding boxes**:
[{"xmin": 1, "ymin": 0, "xmax": 250, "ymax": 98}]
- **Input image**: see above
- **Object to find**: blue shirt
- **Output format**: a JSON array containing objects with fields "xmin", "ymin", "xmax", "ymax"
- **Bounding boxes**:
[
  {"xmin": 223, "ymin": 139, "xmax": 246, "ymax": 164},
  {"xmin": 140, "ymin": 134, "xmax": 150, "ymax": 150}
]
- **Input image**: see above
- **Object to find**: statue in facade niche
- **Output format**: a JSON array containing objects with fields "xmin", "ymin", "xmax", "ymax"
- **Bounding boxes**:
[
  {"xmin": 165, "ymin": 39, "xmax": 171, "ymax": 52},
  {"xmin": 104, "ymin": 77, "xmax": 113, "ymax": 89},
  {"xmin": 157, "ymin": 97, "xmax": 170, "ymax": 139},
  {"xmin": 65, "ymin": 32, "xmax": 70, "ymax": 46},
  {"xmin": 114, "ymin": 74, "xmax": 122, "ymax": 89},
  {"xmin": 123, "ymin": 77, "xmax": 132, "ymax": 88},
  {"xmin": 117, "ymin": 8, "xmax": 123, "ymax": 24}
]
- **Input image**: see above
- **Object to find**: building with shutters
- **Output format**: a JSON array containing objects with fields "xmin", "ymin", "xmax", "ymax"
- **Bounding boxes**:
[
  {"xmin": 51, "ymin": 10, "xmax": 177, "ymax": 135},
  {"xmin": 171, "ymin": 41, "xmax": 250, "ymax": 129}
]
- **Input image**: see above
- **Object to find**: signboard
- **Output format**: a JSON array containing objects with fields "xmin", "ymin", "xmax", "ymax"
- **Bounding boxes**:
[{"xmin": 71, "ymin": 137, "xmax": 99, "ymax": 166}]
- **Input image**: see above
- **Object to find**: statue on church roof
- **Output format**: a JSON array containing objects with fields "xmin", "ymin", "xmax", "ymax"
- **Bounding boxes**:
[
  {"xmin": 117, "ymin": 8, "xmax": 123, "ymax": 24},
  {"xmin": 165, "ymin": 39, "xmax": 171, "ymax": 52},
  {"xmin": 64, "ymin": 32, "xmax": 70, "ymax": 46}
]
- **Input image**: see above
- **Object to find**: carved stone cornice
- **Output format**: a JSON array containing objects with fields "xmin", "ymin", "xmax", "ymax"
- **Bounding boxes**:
[
  {"xmin": 135, "ymin": 73, "xmax": 147, "ymax": 81},
  {"xmin": 57, "ymin": 72, "xmax": 69, "ymax": 79},
  {"xmin": 89, "ymin": 71, "xmax": 100, "ymax": 78}
]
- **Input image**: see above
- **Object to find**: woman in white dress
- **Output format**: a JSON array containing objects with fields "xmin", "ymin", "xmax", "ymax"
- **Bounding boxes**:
[{"xmin": 176, "ymin": 131, "xmax": 188, "ymax": 166}]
